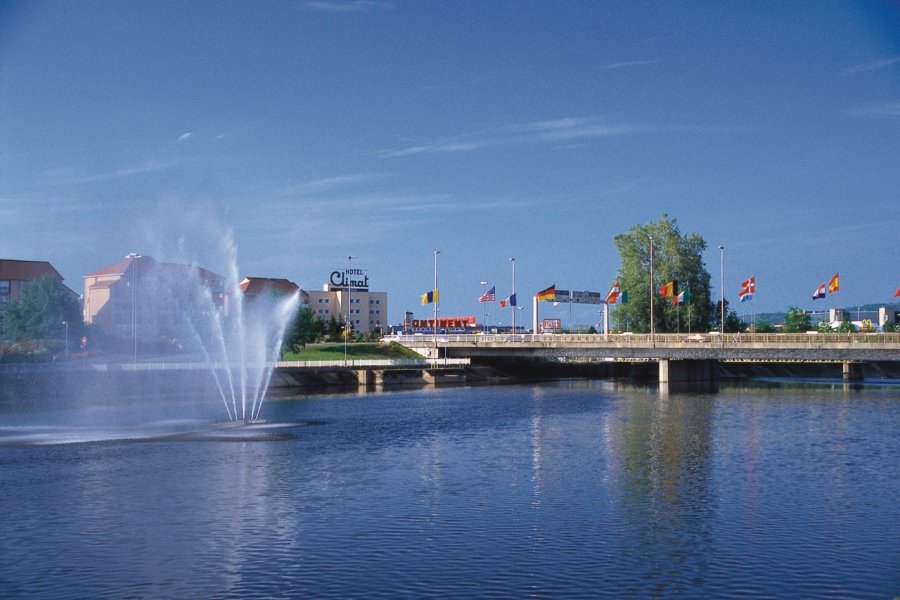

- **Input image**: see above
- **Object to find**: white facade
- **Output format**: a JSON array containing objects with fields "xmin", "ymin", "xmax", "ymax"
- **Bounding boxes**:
[{"xmin": 304, "ymin": 283, "xmax": 388, "ymax": 334}]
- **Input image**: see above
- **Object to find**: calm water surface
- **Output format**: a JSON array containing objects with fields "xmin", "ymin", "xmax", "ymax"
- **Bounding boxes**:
[{"xmin": 1, "ymin": 380, "xmax": 898, "ymax": 598}]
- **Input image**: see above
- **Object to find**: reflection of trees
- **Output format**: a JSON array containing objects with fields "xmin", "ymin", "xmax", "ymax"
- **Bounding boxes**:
[{"xmin": 613, "ymin": 391, "xmax": 716, "ymax": 595}]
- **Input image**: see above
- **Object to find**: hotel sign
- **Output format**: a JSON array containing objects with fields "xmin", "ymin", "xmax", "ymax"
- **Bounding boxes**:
[{"xmin": 330, "ymin": 268, "xmax": 369, "ymax": 290}]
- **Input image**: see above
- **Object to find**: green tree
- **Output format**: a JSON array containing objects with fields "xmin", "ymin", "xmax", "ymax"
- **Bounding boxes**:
[
  {"xmin": 783, "ymin": 306, "xmax": 812, "ymax": 333},
  {"xmin": 612, "ymin": 214, "xmax": 712, "ymax": 333},
  {"xmin": 711, "ymin": 299, "xmax": 745, "ymax": 333},
  {"xmin": 817, "ymin": 320, "xmax": 834, "ymax": 333},
  {"xmin": 883, "ymin": 321, "xmax": 899, "ymax": 333},
  {"xmin": 836, "ymin": 317, "xmax": 857, "ymax": 333},
  {"xmin": 754, "ymin": 318, "xmax": 776, "ymax": 333},
  {"xmin": 283, "ymin": 307, "xmax": 320, "ymax": 351},
  {"xmin": 325, "ymin": 315, "xmax": 343, "ymax": 342},
  {"xmin": 3, "ymin": 276, "xmax": 83, "ymax": 343}
]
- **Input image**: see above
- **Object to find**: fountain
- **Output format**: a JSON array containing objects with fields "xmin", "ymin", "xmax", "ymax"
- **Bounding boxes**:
[{"xmin": 155, "ymin": 228, "xmax": 300, "ymax": 423}]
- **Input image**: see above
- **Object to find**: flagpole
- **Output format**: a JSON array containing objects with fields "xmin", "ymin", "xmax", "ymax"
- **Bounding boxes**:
[
  {"xmin": 719, "ymin": 245, "xmax": 725, "ymax": 343},
  {"xmin": 480, "ymin": 280, "xmax": 488, "ymax": 332},
  {"xmin": 509, "ymin": 257, "xmax": 516, "ymax": 334},
  {"xmin": 649, "ymin": 236, "xmax": 654, "ymax": 344},
  {"xmin": 433, "ymin": 250, "xmax": 440, "ymax": 357}
]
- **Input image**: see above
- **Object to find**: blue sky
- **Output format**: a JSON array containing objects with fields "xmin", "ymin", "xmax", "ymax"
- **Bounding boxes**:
[{"xmin": 1, "ymin": 1, "xmax": 898, "ymax": 327}]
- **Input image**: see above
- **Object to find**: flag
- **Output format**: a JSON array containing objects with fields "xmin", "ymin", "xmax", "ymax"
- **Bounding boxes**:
[
  {"xmin": 812, "ymin": 284, "xmax": 826, "ymax": 300},
  {"xmin": 828, "ymin": 273, "xmax": 839, "ymax": 293},
  {"xmin": 659, "ymin": 281, "xmax": 677, "ymax": 298},
  {"xmin": 478, "ymin": 286, "xmax": 496, "ymax": 303},
  {"xmin": 738, "ymin": 276, "xmax": 755, "ymax": 302},
  {"xmin": 536, "ymin": 285, "xmax": 556, "ymax": 302},
  {"xmin": 620, "ymin": 290, "xmax": 629, "ymax": 304},
  {"xmin": 895, "ymin": 286, "xmax": 900, "ymax": 298},
  {"xmin": 606, "ymin": 281, "xmax": 620, "ymax": 304},
  {"xmin": 421, "ymin": 289, "xmax": 439, "ymax": 305},
  {"xmin": 500, "ymin": 293, "xmax": 517, "ymax": 308},
  {"xmin": 499, "ymin": 299, "xmax": 506, "ymax": 308},
  {"xmin": 673, "ymin": 287, "xmax": 690, "ymax": 305}
]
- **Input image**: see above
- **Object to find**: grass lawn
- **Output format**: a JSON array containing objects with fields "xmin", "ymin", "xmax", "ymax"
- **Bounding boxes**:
[{"xmin": 282, "ymin": 342, "xmax": 421, "ymax": 361}]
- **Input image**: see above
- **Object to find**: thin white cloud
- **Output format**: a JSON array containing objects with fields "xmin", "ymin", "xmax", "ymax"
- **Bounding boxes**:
[
  {"xmin": 384, "ymin": 116, "xmax": 640, "ymax": 157},
  {"xmin": 508, "ymin": 117, "xmax": 641, "ymax": 141},
  {"xmin": 847, "ymin": 101, "xmax": 900, "ymax": 118},
  {"xmin": 303, "ymin": 0, "xmax": 394, "ymax": 12},
  {"xmin": 842, "ymin": 56, "xmax": 900, "ymax": 75},
  {"xmin": 42, "ymin": 159, "xmax": 181, "ymax": 186},
  {"xmin": 601, "ymin": 59, "xmax": 659, "ymax": 70},
  {"xmin": 385, "ymin": 140, "xmax": 491, "ymax": 157},
  {"xmin": 281, "ymin": 173, "xmax": 379, "ymax": 195},
  {"xmin": 177, "ymin": 132, "xmax": 194, "ymax": 143}
]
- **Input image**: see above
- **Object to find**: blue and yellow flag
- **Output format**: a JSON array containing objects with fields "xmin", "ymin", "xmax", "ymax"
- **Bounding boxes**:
[{"xmin": 421, "ymin": 289, "xmax": 439, "ymax": 305}]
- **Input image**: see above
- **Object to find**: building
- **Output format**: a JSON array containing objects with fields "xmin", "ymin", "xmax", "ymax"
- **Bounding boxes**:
[
  {"xmin": 239, "ymin": 277, "xmax": 300, "ymax": 305},
  {"xmin": 0, "ymin": 259, "xmax": 77, "ymax": 336},
  {"xmin": 83, "ymin": 254, "xmax": 225, "ymax": 340},
  {"xmin": 303, "ymin": 267, "xmax": 387, "ymax": 335}
]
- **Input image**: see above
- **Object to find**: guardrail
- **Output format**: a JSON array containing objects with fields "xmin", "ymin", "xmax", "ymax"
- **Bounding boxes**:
[
  {"xmin": 386, "ymin": 332, "xmax": 900, "ymax": 346},
  {"xmin": 0, "ymin": 357, "xmax": 470, "ymax": 373}
]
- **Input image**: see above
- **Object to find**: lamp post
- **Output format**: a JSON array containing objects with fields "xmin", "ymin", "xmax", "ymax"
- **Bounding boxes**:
[
  {"xmin": 345, "ymin": 255, "xmax": 357, "ymax": 365},
  {"xmin": 718, "ymin": 245, "xmax": 725, "ymax": 341},
  {"xmin": 62, "ymin": 321, "xmax": 68, "ymax": 361},
  {"xmin": 509, "ymin": 257, "xmax": 516, "ymax": 334},
  {"xmin": 433, "ymin": 250, "xmax": 440, "ymax": 357}
]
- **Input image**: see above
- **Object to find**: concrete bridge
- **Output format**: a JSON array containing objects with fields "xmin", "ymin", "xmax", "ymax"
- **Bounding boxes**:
[{"xmin": 389, "ymin": 332, "xmax": 900, "ymax": 383}]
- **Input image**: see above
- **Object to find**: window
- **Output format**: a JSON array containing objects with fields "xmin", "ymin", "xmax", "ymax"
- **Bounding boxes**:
[{"xmin": 0, "ymin": 280, "xmax": 10, "ymax": 295}]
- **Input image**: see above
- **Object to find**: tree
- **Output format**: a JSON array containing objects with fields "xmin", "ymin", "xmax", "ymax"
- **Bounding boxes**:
[
  {"xmin": 836, "ymin": 317, "xmax": 857, "ymax": 333},
  {"xmin": 710, "ymin": 299, "xmax": 745, "ymax": 333},
  {"xmin": 754, "ymin": 318, "xmax": 776, "ymax": 333},
  {"xmin": 3, "ymin": 276, "xmax": 83, "ymax": 343},
  {"xmin": 783, "ymin": 306, "xmax": 812, "ymax": 333},
  {"xmin": 612, "ymin": 214, "xmax": 712, "ymax": 333},
  {"xmin": 283, "ymin": 307, "xmax": 321, "ymax": 351}
]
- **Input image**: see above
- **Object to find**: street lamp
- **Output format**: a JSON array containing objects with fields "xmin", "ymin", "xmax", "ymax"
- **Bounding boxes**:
[
  {"xmin": 509, "ymin": 257, "xmax": 516, "ymax": 334},
  {"xmin": 62, "ymin": 321, "xmax": 68, "ymax": 361},
  {"xmin": 345, "ymin": 255, "xmax": 357, "ymax": 365}
]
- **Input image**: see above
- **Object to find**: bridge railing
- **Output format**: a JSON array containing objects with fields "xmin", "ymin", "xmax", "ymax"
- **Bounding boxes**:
[{"xmin": 385, "ymin": 332, "xmax": 900, "ymax": 346}]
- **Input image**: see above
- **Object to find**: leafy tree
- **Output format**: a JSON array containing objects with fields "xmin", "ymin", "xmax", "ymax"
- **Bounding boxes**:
[
  {"xmin": 710, "ymin": 299, "xmax": 745, "ymax": 333},
  {"xmin": 612, "ymin": 214, "xmax": 712, "ymax": 333},
  {"xmin": 3, "ymin": 276, "xmax": 83, "ymax": 343},
  {"xmin": 883, "ymin": 321, "xmax": 899, "ymax": 333},
  {"xmin": 783, "ymin": 306, "xmax": 812, "ymax": 333},
  {"xmin": 817, "ymin": 320, "xmax": 834, "ymax": 333},
  {"xmin": 835, "ymin": 317, "xmax": 857, "ymax": 333},
  {"xmin": 754, "ymin": 318, "xmax": 776, "ymax": 333},
  {"xmin": 325, "ymin": 315, "xmax": 343, "ymax": 342},
  {"xmin": 283, "ymin": 307, "xmax": 321, "ymax": 351}
]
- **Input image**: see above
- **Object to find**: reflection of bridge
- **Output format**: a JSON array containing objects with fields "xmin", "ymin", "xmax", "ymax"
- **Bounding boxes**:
[{"xmin": 390, "ymin": 333, "xmax": 900, "ymax": 383}]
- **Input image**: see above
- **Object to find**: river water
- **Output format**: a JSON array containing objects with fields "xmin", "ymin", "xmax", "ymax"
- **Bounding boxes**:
[{"xmin": 1, "ymin": 380, "xmax": 897, "ymax": 598}]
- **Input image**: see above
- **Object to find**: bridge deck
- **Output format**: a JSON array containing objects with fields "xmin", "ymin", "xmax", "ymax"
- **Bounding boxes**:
[{"xmin": 390, "ymin": 332, "xmax": 900, "ymax": 362}]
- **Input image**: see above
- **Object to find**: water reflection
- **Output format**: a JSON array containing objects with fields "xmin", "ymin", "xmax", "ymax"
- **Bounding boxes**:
[{"xmin": 1, "ymin": 381, "xmax": 897, "ymax": 598}]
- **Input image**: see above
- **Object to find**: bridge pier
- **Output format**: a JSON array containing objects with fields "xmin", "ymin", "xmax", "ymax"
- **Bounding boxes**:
[
  {"xmin": 842, "ymin": 361, "xmax": 864, "ymax": 382},
  {"xmin": 658, "ymin": 359, "xmax": 719, "ymax": 384}
]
